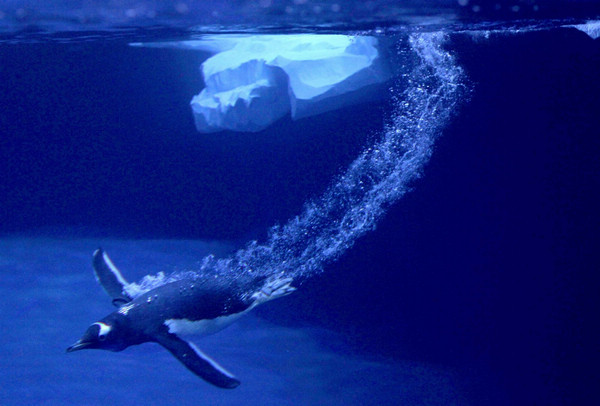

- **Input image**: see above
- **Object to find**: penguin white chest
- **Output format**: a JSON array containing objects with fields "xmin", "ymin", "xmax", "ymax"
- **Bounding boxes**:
[{"xmin": 164, "ymin": 311, "xmax": 248, "ymax": 338}]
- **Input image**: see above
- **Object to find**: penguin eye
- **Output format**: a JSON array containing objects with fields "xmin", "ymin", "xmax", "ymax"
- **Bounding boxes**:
[{"xmin": 98, "ymin": 333, "xmax": 107, "ymax": 341}]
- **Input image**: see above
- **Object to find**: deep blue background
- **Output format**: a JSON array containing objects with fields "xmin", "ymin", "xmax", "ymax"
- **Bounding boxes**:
[{"xmin": 1, "ymin": 27, "xmax": 599, "ymax": 405}]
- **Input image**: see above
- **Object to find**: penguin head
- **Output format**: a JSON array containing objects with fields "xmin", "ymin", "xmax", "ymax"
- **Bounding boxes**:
[{"xmin": 67, "ymin": 320, "xmax": 128, "ymax": 353}]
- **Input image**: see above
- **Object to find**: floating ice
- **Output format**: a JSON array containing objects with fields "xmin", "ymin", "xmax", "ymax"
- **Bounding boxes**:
[
  {"xmin": 569, "ymin": 20, "xmax": 600, "ymax": 40},
  {"xmin": 185, "ymin": 34, "xmax": 391, "ymax": 132}
]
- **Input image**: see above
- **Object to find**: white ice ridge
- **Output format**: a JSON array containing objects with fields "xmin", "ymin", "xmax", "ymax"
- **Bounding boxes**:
[
  {"xmin": 569, "ymin": 20, "xmax": 600, "ymax": 40},
  {"xmin": 180, "ymin": 34, "xmax": 390, "ymax": 132}
]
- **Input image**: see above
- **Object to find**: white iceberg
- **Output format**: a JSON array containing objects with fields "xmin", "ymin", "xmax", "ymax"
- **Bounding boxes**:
[
  {"xmin": 176, "ymin": 34, "xmax": 390, "ymax": 133},
  {"xmin": 569, "ymin": 20, "xmax": 600, "ymax": 40}
]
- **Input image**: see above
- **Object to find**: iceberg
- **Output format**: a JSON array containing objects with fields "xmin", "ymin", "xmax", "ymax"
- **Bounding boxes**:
[
  {"xmin": 183, "ymin": 35, "xmax": 391, "ymax": 133},
  {"xmin": 570, "ymin": 20, "xmax": 600, "ymax": 40}
]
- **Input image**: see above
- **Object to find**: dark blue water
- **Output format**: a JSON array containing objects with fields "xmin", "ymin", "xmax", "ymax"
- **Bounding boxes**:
[{"xmin": 1, "ymin": 3, "xmax": 599, "ymax": 406}]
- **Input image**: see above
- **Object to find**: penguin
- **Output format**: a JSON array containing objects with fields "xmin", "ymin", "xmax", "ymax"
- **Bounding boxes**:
[{"xmin": 67, "ymin": 248, "xmax": 295, "ymax": 389}]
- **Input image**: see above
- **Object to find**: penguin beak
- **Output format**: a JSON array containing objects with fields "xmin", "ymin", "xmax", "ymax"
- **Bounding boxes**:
[{"xmin": 66, "ymin": 340, "xmax": 92, "ymax": 353}]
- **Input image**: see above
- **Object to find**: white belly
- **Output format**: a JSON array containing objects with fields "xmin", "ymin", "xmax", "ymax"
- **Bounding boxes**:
[{"xmin": 164, "ymin": 309, "xmax": 249, "ymax": 338}]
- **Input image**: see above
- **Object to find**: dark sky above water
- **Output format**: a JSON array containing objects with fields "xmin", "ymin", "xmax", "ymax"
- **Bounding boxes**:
[
  {"xmin": 1, "ymin": 22, "xmax": 599, "ymax": 406},
  {"xmin": 1, "ymin": 0, "xmax": 600, "ymax": 33}
]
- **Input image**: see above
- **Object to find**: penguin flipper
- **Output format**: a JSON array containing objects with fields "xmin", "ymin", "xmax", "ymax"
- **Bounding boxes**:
[
  {"xmin": 154, "ymin": 332, "xmax": 240, "ymax": 389},
  {"xmin": 92, "ymin": 248, "xmax": 133, "ymax": 307}
]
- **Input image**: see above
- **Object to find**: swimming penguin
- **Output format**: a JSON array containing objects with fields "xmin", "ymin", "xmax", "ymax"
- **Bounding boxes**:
[{"xmin": 67, "ymin": 248, "xmax": 295, "ymax": 388}]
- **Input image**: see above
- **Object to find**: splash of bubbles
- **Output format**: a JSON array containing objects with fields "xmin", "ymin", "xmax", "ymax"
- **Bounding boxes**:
[
  {"xmin": 133, "ymin": 32, "xmax": 466, "ymax": 294},
  {"xmin": 207, "ymin": 32, "xmax": 465, "ymax": 284}
]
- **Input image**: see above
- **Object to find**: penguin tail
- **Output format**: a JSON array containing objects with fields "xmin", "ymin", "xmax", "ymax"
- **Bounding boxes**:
[{"xmin": 251, "ymin": 274, "xmax": 296, "ymax": 305}]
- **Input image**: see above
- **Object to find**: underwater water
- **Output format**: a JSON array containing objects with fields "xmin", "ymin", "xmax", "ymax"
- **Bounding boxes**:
[{"xmin": 1, "ymin": 2, "xmax": 599, "ymax": 405}]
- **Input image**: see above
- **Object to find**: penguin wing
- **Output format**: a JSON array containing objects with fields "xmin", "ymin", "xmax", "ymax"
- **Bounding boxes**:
[
  {"xmin": 92, "ymin": 248, "xmax": 133, "ymax": 307},
  {"xmin": 154, "ymin": 332, "xmax": 240, "ymax": 389}
]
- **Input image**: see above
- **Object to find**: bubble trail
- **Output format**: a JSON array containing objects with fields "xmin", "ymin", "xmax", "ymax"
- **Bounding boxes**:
[
  {"xmin": 131, "ymin": 32, "xmax": 466, "ymax": 294},
  {"xmin": 198, "ymin": 32, "xmax": 467, "ymax": 286}
]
